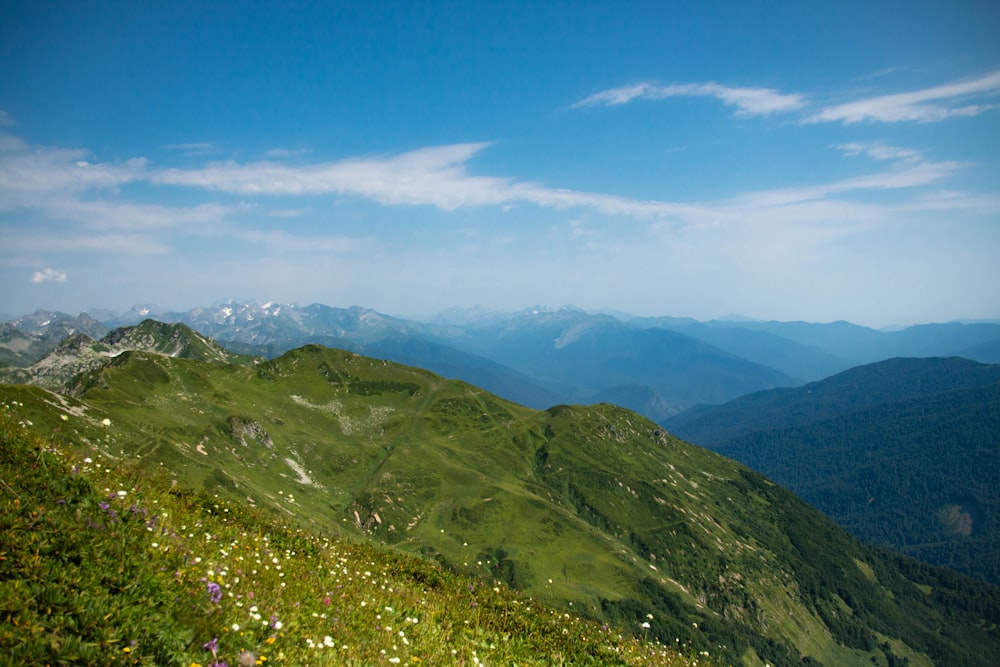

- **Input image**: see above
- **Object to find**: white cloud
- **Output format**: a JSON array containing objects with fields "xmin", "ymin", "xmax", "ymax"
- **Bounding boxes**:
[
  {"xmin": 0, "ymin": 131, "xmax": 983, "ymax": 280},
  {"xmin": 807, "ymin": 69, "xmax": 1000, "ymax": 124},
  {"xmin": 150, "ymin": 139, "xmax": 969, "ymax": 226},
  {"xmin": 31, "ymin": 268, "xmax": 67, "ymax": 283},
  {"xmin": 572, "ymin": 81, "xmax": 806, "ymax": 116},
  {"xmin": 0, "ymin": 134, "xmax": 146, "ymax": 208},
  {"xmin": 730, "ymin": 157, "xmax": 964, "ymax": 209},
  {"xmin": 0, "ymin": 110, "xmax": 13, "ymax": 127},
  {"xmin": 153, "ymin": 143, "xmax": 511, "ymax": 208}
]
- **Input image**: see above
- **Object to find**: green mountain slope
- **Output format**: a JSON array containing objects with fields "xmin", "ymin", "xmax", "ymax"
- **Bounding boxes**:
[
  {"xmin": 665, "ymin": 357, "xmax": 1000, "ymax": 584},
  {"xmin": 0, "ymin": 406, "xmax": 697, "ymax": 667},
  {"xmin": 2, "ymin": 344, "xmax": 999, "ymax": 666}
]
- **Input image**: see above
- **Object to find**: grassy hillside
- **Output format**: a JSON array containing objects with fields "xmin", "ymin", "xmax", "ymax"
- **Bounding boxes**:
[
  {"xmin": 0, "ymin": 404, "xmax": 699, "ymax": 666},
  {"xmin": 3, "ymin": 343, "xmax": 1000, "ymax": 665}
]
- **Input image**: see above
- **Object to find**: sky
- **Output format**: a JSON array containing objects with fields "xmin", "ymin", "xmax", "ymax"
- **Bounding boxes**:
[{"xmin": 1, "ymin": 0, "xmax": 999, "ymax": 328}]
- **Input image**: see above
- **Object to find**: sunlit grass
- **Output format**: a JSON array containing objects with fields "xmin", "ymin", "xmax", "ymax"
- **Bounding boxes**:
[{"xmin": 0, "ymin": 402, "xmax": 712, "ymax": 666}]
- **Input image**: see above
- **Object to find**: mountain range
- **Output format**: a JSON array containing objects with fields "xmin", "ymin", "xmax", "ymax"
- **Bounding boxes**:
[
  {"xmin": 2, "ymin": 319, "xmax": 999, "ymax": 666},
  {"xmin": 4, "ymin": 300, "xmax": 1000, "ymax": 422}
]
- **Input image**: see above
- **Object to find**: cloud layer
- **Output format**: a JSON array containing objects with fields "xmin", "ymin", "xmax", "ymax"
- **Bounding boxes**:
[{"xmin": 1, "ymin": 66, "xmax": 997, "ymax": 325}]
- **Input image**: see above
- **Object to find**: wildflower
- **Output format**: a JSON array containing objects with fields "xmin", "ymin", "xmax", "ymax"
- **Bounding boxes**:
[
  {"xmin": 237, "ymin": 650, "xmax": 257, "ymax": 667},
  {"xmin": 207, "ymin": 582, "xmax": 223, "ymax": 604},
  {"xmin": 203, "ymin": 637, "xmax": 219, "ymax": 657}
]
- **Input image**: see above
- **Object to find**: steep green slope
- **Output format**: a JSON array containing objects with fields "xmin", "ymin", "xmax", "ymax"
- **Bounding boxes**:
[
  {"xmin": 0, "ymin": 405, "xmax": 698, "ymax": 667},
  {"xmin": 665, "ymin": 358, "xmax": 1000, "ymax": 583},
  {"xmin": 3, "ymin": 346, "xmax": 999, "ymax": 666}
]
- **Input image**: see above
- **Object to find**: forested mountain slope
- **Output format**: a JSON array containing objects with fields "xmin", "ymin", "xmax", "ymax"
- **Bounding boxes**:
[{"xmin": 665, "ymin": 357, "xmax": 1000, "ymax": 583}]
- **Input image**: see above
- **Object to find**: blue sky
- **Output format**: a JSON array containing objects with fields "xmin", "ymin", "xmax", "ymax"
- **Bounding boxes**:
[{"xmin": 1, "ymin": 1, "xmax": 998, "ymax": 327}]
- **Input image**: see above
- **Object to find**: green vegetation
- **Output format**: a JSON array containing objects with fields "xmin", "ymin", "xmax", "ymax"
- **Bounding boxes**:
[
  {"xmin": 0, "ymin": 403, "xmax": 702, "ymax": 666},
  {"xmin": 4, "ymin": 337, "xmax": 1000, "ymax": 665},
  {"xmin": 666, "ymin": 357, "xmax": 1000, "ymax": 584}
]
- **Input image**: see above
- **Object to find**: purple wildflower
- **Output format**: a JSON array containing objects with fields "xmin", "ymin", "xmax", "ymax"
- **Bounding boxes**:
[
  {"xmin": 206, "ymin": 582, "xmax": 223, "ymax": 604},
  {"xmin": 203, "ymin": 636, "xmax": 219, "ymax": 657},
  {"xmin": 97, "ymin": 501, "xmax": 119, "ymax": 524}
]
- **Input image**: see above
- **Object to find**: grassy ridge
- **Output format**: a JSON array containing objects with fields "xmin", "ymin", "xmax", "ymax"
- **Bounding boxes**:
[{"xmin": 0, "ymin": 402, "xmax": 703, "ymax": 666}]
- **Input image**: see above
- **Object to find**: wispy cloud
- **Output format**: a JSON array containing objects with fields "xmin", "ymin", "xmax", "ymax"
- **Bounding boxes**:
[
  {"xmin": 0, "ymin": 134, "xmax": 146, "ymax": 207},
  {"xmin": 0, "ymin": 131, "xmax": 981, "ymax": 261},
  {"xmin": 153, "ymin": 142, "xmax": 708, "ymax": 219},
  {"xmin": 44, "ymin": 199, "xmax": 232, "ymax": 231},
  {"xmin": 835, "ymin": 141, "xmax": 922, "ymax": 163},
  {"xmin": 31, "ymin": 268, "xmax": 67, "ymax": 283},
  {"xmin": 164, "ymin": 142, "xmax": 216, "ymax": 156},
  {"xmin": 807, "ymin": 69, "xmax": 1000, "ymax": 124},
  {"xmin": 151, "ymin": 139, "xmax": 968, "ymax": 224},
  {"xmin": 572, "ymin": 81, "xmax": 806, "ymax": 116},
  {"xmin": 154, "ymin": 143, "xmax": 508, "ymax": 208},
  {"xmin": 730, "ymin": 156, "xmax": 964, "ymax": 209}
]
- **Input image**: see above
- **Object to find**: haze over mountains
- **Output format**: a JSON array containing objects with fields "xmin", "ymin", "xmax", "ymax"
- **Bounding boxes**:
[
  {"xmin": 3, "ymin": 319, "xmax": 1000, "ymax": 666},
  {"xmin": 4, "ymin": 299, "xmax": 1000, "ymax": 423}
]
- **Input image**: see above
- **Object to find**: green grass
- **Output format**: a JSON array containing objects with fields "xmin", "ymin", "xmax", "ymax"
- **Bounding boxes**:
[{"xmin": 0, "ymin": 401, "xmax": 708, "ymax": 667}]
